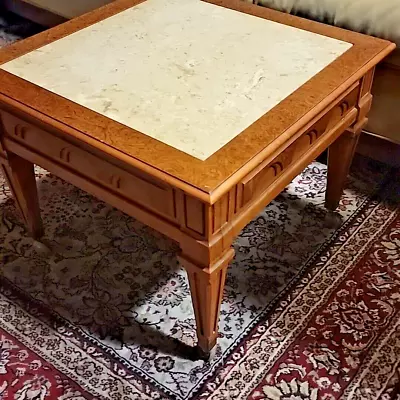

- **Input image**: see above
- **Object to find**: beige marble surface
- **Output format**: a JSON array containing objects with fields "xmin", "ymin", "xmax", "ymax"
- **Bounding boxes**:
[{"xmin": 1, "ymin": 0, "xmax": 352, "ymax": 160}]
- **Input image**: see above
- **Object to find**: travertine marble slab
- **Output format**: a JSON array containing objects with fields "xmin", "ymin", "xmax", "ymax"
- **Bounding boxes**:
[{"xmin": 1, "ymin": 0, "xmax": 352, "ymax": 160}]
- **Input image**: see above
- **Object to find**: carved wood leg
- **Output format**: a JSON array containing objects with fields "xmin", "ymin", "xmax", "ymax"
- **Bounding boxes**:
[
  {"xmin": 326, "ymin": 69, "xmax": 374, "ymax": 211},
  {"xmin": 179, "ymin": 247, "xmax": 234, "ymax": 358},
  {"xmin": 325, "ymin": 130, "xmax": 360, "ymax": 211},
  {"xmin": 1, "ymin": 152, "xmax": 43, "ymax": 238}
]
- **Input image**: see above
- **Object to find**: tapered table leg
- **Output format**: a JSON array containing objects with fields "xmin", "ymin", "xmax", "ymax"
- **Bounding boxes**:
[
  {"xmin": 326, "ymin": 68, "xmax": 375, "ymax": 212},
  {"xmin": 1, "ymin": 152, "xmax": 43, "ymax": 239},
  {"xmin": 179, "ymin": 247, "xmax": 234, "ymax": 359},
  {"xmin": 325, "ymin": 131, "xmax": 360, "ymax": 211}
]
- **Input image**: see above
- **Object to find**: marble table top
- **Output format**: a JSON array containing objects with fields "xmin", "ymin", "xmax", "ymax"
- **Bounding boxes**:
[{"xmin": 1, "ymin": 0, "xmax": 352, "ymax": 160}]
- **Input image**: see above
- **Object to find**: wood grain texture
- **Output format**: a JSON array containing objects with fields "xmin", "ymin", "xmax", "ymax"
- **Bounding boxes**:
[
  {"xmin": 325, "ymin": 70, "xmax": 373, "ymax": 211},
  {"xmin": 239, "ymin": 85, "xmax": 359, "ymax": 207},
  {"xmin": 326, "ymin": 131, "xmax": 360, "ymax": 211},
  {"xmin": 0, "ymin": 0, "xmax": 393, "ymax": 358},
  {"xmin": 0, "ymin": 152, "xmax": 43, "ymax": 239},
  {"xmin": 360, "ymin": 68, "xmax": 375, "ymax": 98},
  {"xmin": 0, "ymin": 116, "xmax": 43, "ymax": 238},
  {"xmin": 212, "ymin": 108, "xmax": 359, "ymax": 248},
  {"xmin": 179, "ymin": 248, "xmax": 234, "ymax": 355},
  {"xmin": 1, "ymin": 110, "xmax": 177, "ymax": 221},
  {"xmin": 0, "ymin": 0, "xmax": 395, "ymax": 197}
]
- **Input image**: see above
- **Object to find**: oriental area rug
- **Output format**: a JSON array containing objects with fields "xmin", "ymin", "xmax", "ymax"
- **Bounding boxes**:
[{"xmin": 0, "ymin": 10, "xmax": 400, "ymax": 400}]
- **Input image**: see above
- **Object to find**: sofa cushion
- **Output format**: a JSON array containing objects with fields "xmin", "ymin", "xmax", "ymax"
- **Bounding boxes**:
[
  {"xmin": 255, "ymin": 0, "xmax": 400, "ymax": 46},
  {"xmin": 19, "ymin": 0, "xmax": 112, "ymax": 19}
]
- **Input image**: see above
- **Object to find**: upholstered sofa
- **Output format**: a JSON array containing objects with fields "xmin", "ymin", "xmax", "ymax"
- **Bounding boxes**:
[
  {"xmin": 254, "ymin": 0, "xmax": 400, "ymax": 152},
  {"xmin": 3, "ymin": 0, "xmax": 111, "ymax": 21},
  {"xmin": 6, "ymin": 0, "xmax": 400, "ymax": 157}
]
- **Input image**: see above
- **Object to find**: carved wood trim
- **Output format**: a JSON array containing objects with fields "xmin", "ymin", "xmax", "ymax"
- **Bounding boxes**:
[
  {"xmin": 211, "ymin": 186, "xmax": 243, "ymax": 234},
  {"xmin": 176, "ymin": 187, "xmax": 242, "ymax": 238},
  {"xmin": 348, "ymin": 70, "xmax": 374, "ymax": 137},
  {"xmin": 59, "ymin": 146, "xmax": 71, "ymax": 162},
  {"xmin": 212, "ymin": 193, "xmax": 227, "ymax": 233},
  {"xmin": 235, "ymin": 85, "xmax": 360, "ymax": 209},
  {"xmin": 179, "ymin": 248, "xmax": 234, "ymax": 353},
  {"xmin": 228, "ymin": 186, "xmax": 237, "ymax": 219},
  {"xmin": 360, "ymin": 68, "xmax": 375, "ymax": 99},
  {"xmin": 305, "ymin": 129, "xmax": 318, "ymax": 144},
  {"xmin": 339, "ymin": 100, "xmax": 350, "ymax": 117},
  {"xmin": 109, "ymin": 174, "xmax": 121, "ymax": 189},
  {"xmin": 14, "ymin": 124, "xmax": 27, "ymax": 139},
  {"xmin": 239, "ymin": 143, "xmax": 296, "ymax": 207},
  {"xmin": 185, "ymin": 195, "xmax": 206, "ymax": 236},
  {"xmin": 2, "ymin": 111, "xmax": 177, "ymax": 220},
  {"xmin": 175, "ymin": 190, "xmax": 210, "ymax": 238},
  {"xmin": 347, "ymin": 117, "xmax": 368, "ymax": 137},
  {"xmin": 358, "ymin": 93, "xmax": 373, "ymax": 123}
]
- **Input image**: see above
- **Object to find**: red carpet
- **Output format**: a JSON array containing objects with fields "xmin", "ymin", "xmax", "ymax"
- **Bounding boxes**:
[{"xmin": 0, "ymin": 163, "xmax": 398, "ymax": 399}]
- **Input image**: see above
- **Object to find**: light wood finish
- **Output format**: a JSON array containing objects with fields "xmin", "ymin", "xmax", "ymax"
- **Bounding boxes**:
[
  {"xmin": 326, "ymin": 133, "xmax": 360, "ymax": 211},
  {"xmin": 179, "ymin": 248, "xmax": 235, "ymax": 355},
  {"xmin": 1, "ymin": 111, "xmax": 177, "ymax": 221},
  {"xmin": 0, "ymin": 127, "xmax": 43, "ymax": 238},
  {"xmin": 0, "ymin": 0, "xmax": 395, "ymax": 357},
  {"xmin": 326, "ymin": 69, "xmax": 375, "ymax": 210}
]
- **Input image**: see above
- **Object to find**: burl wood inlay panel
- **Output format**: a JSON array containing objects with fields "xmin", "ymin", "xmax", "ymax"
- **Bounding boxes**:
[
  {"xmin": 0, "ymin": 0, "xmax": 352, "ymax": 160},
  {"xmin": 173, "ymin": 77, "xmax": 378, "ymax": 239},
  {"xmin": 0, "ymin": 0, "xmax": 394, "ymax": 193}
]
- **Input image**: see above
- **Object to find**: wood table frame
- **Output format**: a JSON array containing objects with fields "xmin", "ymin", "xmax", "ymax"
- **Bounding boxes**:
[{"xmin": 0, "ymin": 0, "xmax": 395, "ymax": 358}]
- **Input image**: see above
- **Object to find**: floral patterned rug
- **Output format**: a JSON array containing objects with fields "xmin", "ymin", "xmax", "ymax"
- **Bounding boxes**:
[
  {"xmin": 0, "ymin": 157, "xmax": 399, "ymax": 399},
  {"xmin": 0, "ymin": 9, "xmax": 43, "ymax": 47},
  {"xmin": 1, "ymin": 14, "xmax": 400, "ymax": 400}
]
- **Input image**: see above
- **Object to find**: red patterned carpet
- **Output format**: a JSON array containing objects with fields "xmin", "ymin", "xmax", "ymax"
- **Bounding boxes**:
[
  {"xmin": 1, "ymin": 12, "xmax": 400, "ymax": 400},
  {"xmin": 0, "ymin": 161, "xmax": 399, "ymax": 400},
  {"xmin": 250, "ymin": 213, "xmax": 400, "ymax": 400}
]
